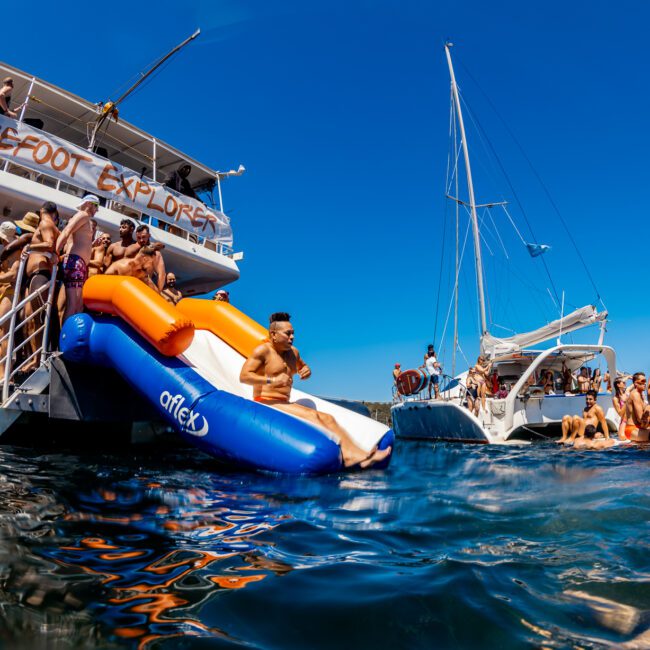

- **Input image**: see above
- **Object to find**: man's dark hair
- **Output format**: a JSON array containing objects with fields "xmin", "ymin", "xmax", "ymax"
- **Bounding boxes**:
[
  {"xmin": 584, "ymin": 424, "xmax": 597, "ymax": 439},
  {"xmin": 633, "ymin": 372, "xmax": 645, "ymax": 383},
  {"xmin": 135, "ymin": 224, "xmax": 150, "ymax": 234},
  {"xmin": 121, "ymin": 218, "xmax": 135, "ymax": 230},
  {"xmin": 40, "ymin": 201, "xmax": 58, "ymax": 217},
  {"xmin": 270, "ymin": 312, "xmax": 291, "ymax": 324},
  {"xmin": 427, "ymin": 344, "xmax": 434, "ymax": 349},
  {"xmin": 586, "ymin": 389, "xmax": 598, "ymax": 400}
]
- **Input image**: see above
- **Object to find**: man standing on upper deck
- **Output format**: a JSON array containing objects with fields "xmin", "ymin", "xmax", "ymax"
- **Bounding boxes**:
[
  {"xmin": 124, "ymin": 225, "xmax": 165, "ymax": 291},
  {"xmin": 0, "ymin": 77, "xmax": 17, "ymax": 119},
  {"xmin": 55, "ymin": 194, "xmax": 98, "ymax": 322},
  {"xmin": 103, "ymin": 219, "xmax": 135, "ymax": 270},
  {"xmin": 164, "ymin": 163, "xmax": 198, "ymax": 200}
]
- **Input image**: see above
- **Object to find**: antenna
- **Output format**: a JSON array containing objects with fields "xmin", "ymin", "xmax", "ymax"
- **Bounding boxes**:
[{"xmin": 88, "ymin": 28, "xmax": 201, "ymax": 151}]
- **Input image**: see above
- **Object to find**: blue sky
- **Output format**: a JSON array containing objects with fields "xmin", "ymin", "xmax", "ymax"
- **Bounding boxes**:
[{"xmin": 5, "ymin": 0, "xmax": 650, "ymax": 400}]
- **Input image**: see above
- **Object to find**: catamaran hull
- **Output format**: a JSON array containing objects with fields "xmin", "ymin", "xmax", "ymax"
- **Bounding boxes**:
[{"xmin": 391, "ymin": 401, "xmax": 489, "ymax": 443}]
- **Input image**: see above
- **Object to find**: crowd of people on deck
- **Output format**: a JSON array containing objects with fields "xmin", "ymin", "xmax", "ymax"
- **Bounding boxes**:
[
  {"xmin": 0, "ymin": 195, "xmax": 230, "ymax": 377},
  {"xmin": 392, "ymin": 343, "xmax": 649, "ymax": 447}
]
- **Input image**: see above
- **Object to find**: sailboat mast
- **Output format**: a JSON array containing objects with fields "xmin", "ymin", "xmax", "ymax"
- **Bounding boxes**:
[{"xmin": 444, "ymin": 42, "xmax": 488, "ymax": 337}]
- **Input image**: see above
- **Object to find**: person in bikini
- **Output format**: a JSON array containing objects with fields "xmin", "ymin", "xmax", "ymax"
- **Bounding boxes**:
[
  {"xmin": 612, "ymin": 378, "xmax": 628, "ymax": 438},
  {"xmin": 559, "ymin": 389, "xmax": 609, "ymax": 444},
  {"xmin": 239, "ymin": 312, "xmax": 391, "ymax": 469},
  {"xmin": 473, "ymin": 355, "xmax": 492, "ymax": 412},
  {"xmin": 23, "ymin": 202, "xmax": 60, "ymax": 369},
  {"xmin": 576, "ymin": 367, "xmax": 591, "ymax": 393},
  {"xmin": 56, "ymin": 194, "xmax": 98, "ymax": 322},
  {"xmin": 622, "ymin": 372, "xmax": 650, "ymax": 442},
  {"xmin": 102, "ymin": 219, "xmax": 135, "ymax": 270}
]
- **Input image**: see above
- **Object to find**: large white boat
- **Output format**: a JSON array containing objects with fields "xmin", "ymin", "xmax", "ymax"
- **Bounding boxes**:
[
  {"xmin": 0, "ymin": 38, "xmax": 243, "ymax": 435},
  {"xmin": 391, "ymin": 44, "xmax": 619, "ymax": 444}
]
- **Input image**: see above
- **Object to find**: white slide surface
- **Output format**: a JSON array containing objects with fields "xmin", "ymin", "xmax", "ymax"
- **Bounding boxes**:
[{"xmin": 180, "ymin": 330, "xmax": 389, "ymax": 452}]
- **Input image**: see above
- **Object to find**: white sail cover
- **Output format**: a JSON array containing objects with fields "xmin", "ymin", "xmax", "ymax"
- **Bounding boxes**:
[{"xmin": 481, "ymin": 305, "xmax": 607, "ymax": 356}]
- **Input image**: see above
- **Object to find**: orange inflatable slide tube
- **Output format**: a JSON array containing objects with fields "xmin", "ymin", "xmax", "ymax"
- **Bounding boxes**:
[
  {"xmin": 176, "ymin": 298, "xmax": 267, "ymax": 358},
  {"xmin": 82, "ymin": 275, "xmax": 195, "ymax": 356}
]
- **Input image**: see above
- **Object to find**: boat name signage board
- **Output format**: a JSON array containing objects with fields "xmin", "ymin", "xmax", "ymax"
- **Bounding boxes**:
[{"xmin": 0, "ymin": 116, "xmax": 233, "ymax": 245}]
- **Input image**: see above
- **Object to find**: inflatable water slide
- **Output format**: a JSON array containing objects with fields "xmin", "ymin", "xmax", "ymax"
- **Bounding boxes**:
[{"xmin": 60, "ymin": 276, "xmax": 394, "ymax": 474}]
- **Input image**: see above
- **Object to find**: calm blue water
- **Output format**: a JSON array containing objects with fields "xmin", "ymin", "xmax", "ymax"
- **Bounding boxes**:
[{"xmin": 0, "ymin": 441, "xmax": 647, "ymax": 648}]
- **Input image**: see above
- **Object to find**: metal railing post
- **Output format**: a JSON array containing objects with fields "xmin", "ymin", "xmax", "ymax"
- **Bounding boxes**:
[
  {"xmin": 2, "ymin": 253, "xmax": 29, "ymax": 402},
  {"xmin": 39, "ymin": 263, "xmax": 59, "ymax": 364}
]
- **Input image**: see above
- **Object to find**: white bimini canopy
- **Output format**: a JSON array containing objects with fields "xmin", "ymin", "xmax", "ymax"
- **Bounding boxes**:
[{"xmin": 481, "ymin": 305, "xmax": 608, "ymax": 357}]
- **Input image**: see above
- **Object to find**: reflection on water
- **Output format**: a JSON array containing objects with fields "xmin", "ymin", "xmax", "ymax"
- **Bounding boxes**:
[{"xmin": 0, "ymin": 442, "xmax": 646, "ymax": 648}]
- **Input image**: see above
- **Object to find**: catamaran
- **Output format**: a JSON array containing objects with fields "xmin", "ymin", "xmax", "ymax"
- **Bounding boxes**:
[{"xmin": 391, "ymin": 43, "xmax": 619, "ymax": 444}]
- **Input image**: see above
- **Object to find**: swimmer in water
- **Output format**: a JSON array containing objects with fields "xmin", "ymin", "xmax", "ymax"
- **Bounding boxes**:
[
  {"xmin": 573, "ymin": 424, "xmax": 616, "ymax": 450},
  {"xmin": 239, "ymin": 312, "xmax": 391, "ymax": 469}
]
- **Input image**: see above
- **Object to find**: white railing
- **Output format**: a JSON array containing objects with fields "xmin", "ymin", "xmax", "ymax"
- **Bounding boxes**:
[
  {"xmin": 2, "ymin": 161, "xmax": 234, "ymax": 257},
  {"xmin": 0, "ymin": 250, "xmax": 58, "ymax": 403}
]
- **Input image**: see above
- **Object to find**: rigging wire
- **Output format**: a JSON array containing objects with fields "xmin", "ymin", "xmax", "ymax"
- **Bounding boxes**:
[
  {"xmin": 433, "ymin": 91, "xmax": 457, "ymax": 351},
  {"xmin": 458, "ymin": 90, "xmax": 563, "ymax": 310},
  {"xmin": 455, "ymin": 56, "xmax": 604, "ymax": 308}
]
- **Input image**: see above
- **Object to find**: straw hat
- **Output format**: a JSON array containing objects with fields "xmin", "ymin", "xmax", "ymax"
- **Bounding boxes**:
[
  {"xmin": 0, "ymin": 221, "xmax": 17, "ymax": 244},
  {"xmin": 15, "ymin": 212, "xmax": 40, "ymax": 233}
]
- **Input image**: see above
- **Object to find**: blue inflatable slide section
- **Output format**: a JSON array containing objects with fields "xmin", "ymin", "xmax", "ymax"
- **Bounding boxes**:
[{"xmin": 60, "ymin": 313, "xmax": 351, "ymax": 474}]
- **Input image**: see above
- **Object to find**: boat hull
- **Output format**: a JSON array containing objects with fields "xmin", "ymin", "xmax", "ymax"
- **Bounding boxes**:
[{"xmin": 391, "ymin": 401, "xmax": 489, "ymax": 443}]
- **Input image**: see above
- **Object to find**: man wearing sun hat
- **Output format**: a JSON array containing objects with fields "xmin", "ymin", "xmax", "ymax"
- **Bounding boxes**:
[
  {"xmin": 0, "ymin": 222, "xmax": 17, "ymax": 257},
  {"xmin": 15, "ymin": 211, "xmax": 40, "ymax": 234},
  {"xmin": 55, "ymin": 194, "xmax": 99, "ymax": 322},
  {"xmin": 213, "ymin": 289, "xmax": 230, "ymax": 303}
]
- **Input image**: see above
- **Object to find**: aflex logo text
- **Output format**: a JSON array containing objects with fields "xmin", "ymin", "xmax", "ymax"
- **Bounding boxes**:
[{"xmin": 160, "ymin": 391, "xmax": 209, "ymax": 437}]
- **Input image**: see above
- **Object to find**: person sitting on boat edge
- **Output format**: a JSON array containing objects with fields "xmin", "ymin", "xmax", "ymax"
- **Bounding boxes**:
[
  {"xmin": 239, "ymin": 312, "xmax": 391, "ymax": 469},
  {"xmin": 612, "ymin": 378, "xmax": 628, "ymax": 438},
  {"xmin": 622, "ymin": 372, "xmax": 650, "ymax": 442},
  {"xmin": 559, "ymin": 389, "xmax": 609, "ymax": 445}
]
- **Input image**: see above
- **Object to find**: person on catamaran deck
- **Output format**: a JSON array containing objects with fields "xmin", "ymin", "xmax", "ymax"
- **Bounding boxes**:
[
  {"xmin": 473, "ymin": 355, "xmax": 492, "ymax": 412},
  {"xmin": 0, "ymin": 77, "xmax": 17, "ymax": 119},
  {"xmin": 559, "ymin": 389, "xmax": 609, "ymax": 445},
  {"xmin": 421, "ymin": 346, "xmax": 441, "ymax": 400},
  {"xmin": 576, "ymin": 367, "xmax": 591, "ymax": 393},
  {"xmin": 393, "ymin": 363, "xmax": 401, "ymax": 384},
  {"xmin": 622, "ymin": 372, "xmax": 650, "ymax": 442},
  {"xmin": 239, "ymin": 312, "xmax": 391, "ymax": 469}
]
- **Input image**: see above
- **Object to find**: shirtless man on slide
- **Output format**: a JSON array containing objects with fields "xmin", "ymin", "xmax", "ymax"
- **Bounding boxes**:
[
  {"xmin": 559, "ymin": 389, "xmax": 609, "ymax": 444},
  {"xmin": 623, "ymin": 372, "xmax": 650, "ymax": 442},
  {"xmin": 239, "ymin": 312, "xmax": 391, "ymax": 469}
]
